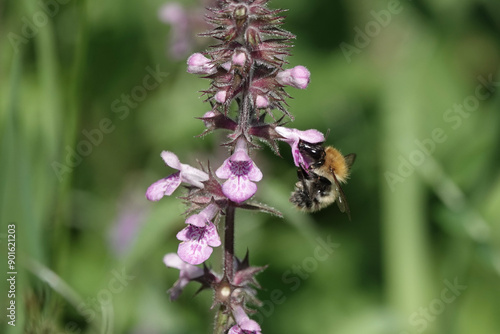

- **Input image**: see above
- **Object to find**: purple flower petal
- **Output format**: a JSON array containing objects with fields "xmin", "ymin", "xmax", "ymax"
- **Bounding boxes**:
[
  {"xmin": 232, "ymin": 305, "xmax": 262, "ymax": 334},
  {"xmin": 161, "ymin": 151, "xmax": 182, "ymax": 169},
  {"xmin": 177, "ymin": 240, "xmax": 214, "ymax": 265},
  {"xmin": 215, "ymin": 90, "xmax": 227, "ymax": 103},
  {"xmin": 187, "ymin": 53, "xmax": 216, "ymax": 75},
  {"xmin": 205, "ymin": 222, "xmax": 222, "ymax": 247},
  {"xmin": 176, "ymin": 222, "xmax": 221, "ymax": 265},
  {"xmin": 180, "ymin": 165, "xmax": 209, "ymax": 188},
  {"xmin": 232, "ymin": 52, "xmax": 246, "ymax": 67},
  {"xmin": 275, "ymin": 127, "xmax": 325, "ymax": 144},
  {"xmin": 222, "ymin": 175, "xmax": 258, "ymax": 203},
  {"xmin": 276, "ymin": 65, "xmax": 311, "ymax": 89},
  {"xmin": 228, "ymin": 326, "xmax": 243, "ymax": 334},
  {"xmin": 215, "ymin": 158, "xmax": 232, "ymax": 179},
  {"xmin": 185, "ymin": 203, "xmax": 219, "ymax": 227},
  {"xmin": 163, "ymin": 253, "xmax": 204, "ymax": 300},
  {"xmin": 246, "ymin": 162, "xmax": 263, "ymax": 182},
  {"xmin": 215, "ymin": 140, "xmax": 262, "ymax": 203},
  {"xmin": 164, "ymin": 253, "xmax": 204, "ymax": 278},
  {"xmin": 162, "ymin": 151, "xmax": 209, "ymax": 187},
  {"xmin": 145, "ymin": 172, "xmax": 182, "ymax": 201},
  {"xmin": 275, "ymin": 127, "xmax": 325, "ymax": 167},
  {"xmin": 146, "ymin": 151, "xmax": 209, "ymax": 201},
  {"xmin": 255, "ymin": 95, "xmax": 269, "ymax": 108}
]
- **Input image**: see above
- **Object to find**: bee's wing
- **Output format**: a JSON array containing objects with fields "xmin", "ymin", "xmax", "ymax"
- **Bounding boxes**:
[
  {"xmin": 344, "ymin": 153, "xmax": 356, "ymax": 169},
  {"xmin": 332, "ymin": 172, "xmax": 351, "ymax": 221}
]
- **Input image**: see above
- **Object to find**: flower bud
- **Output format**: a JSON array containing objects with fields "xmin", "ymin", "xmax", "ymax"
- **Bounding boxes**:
[
  {"xmin": 276, "ymin": 65, "xmax": 311, "ymax": 89},
  {"xmin": 255, "ymin": 95, "xmax": 269, "ymax": 108},
  {"xmin": 215, "ymin": 90, "xmax": 228, "ymax": 103},
  {"xmin": 187, "ymin": 53, "xmax": 216, "ymax": 75},
  {"xmin": 232, "ymin": 51, "xmax": 246, "ymax": 67}
]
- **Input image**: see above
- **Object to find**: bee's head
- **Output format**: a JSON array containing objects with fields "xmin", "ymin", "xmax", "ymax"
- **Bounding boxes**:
[{"xmin": 298, "ymin": 140, "xmax": 325, "ymax": 168}]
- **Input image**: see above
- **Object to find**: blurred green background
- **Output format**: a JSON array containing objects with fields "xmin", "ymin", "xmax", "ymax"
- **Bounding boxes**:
[{"xmin": 1, "ymin": 0, "xmax": 500, "ymax": 333}]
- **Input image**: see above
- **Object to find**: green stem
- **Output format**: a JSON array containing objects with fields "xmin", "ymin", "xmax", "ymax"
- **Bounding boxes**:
[{"xmin": 213, "ymin": 305, "xmax": 230, "ymax": 334}]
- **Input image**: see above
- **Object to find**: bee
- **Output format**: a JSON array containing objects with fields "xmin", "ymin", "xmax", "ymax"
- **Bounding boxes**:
[{"xmin": 290, "ymin": 140, "xmax": 356, "ymax": 219}]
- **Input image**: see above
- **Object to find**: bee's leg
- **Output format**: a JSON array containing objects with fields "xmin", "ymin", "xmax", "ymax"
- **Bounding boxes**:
[
  {"xmin": 290, "ymin": 167, "xmax": 314, "ymax": 210},
  {"xmin": 297, "ymin": 165, "xmax": 310, "ymax": 180}
]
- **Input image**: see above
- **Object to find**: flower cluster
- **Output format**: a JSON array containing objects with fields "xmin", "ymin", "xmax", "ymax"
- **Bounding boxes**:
[{"xmin": 148, "ymin": 0, "xmax": 327, "ymax": 332}]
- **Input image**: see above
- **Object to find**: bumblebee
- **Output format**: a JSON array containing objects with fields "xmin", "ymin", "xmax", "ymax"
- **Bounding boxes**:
[{"xmin": 290, "ymin": 141, "xmax": 356, "ymax": 219}]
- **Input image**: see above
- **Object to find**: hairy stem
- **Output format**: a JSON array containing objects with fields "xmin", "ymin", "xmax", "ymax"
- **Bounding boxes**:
[
  {"xmin": 224, "ymin": 205, "xmax": 236, "ymax": 280},
  {"xmin": 213, "ymin": 206, "xmax": 236, "ymax": 334},
  {"xmin": 214, "ymin": 305, "xmax": 230, "ymax": 334}
]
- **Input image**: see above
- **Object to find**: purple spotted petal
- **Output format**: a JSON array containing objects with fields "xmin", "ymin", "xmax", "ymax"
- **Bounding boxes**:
[
  {"xmin": 204, "ymin": 222, "xmax": 222, "ymax": 247},
  {"xmin": 222, "ymin": 175, "xmax": 257, "ymax": 203},
  {"xmin": 247, "ymin": 161, "xmax": 263, "ymax": 182},
  {"xmin": 227, "ymin": 151, "xmax": 262, "ymax": 181},
  {"xmin": 176, "ymin": 222, "xmax": 221, "ymax": 265},
  {"xmin": 215, "ymin": 157, "xmax": 232, "ymax": 179},
  {"xmin": 146, "ymin": 172, "xmax": 182, "ymax": 201},
  {"xmin": 215, "ymin": 138, "xmax": 261, "ymax": 203}
]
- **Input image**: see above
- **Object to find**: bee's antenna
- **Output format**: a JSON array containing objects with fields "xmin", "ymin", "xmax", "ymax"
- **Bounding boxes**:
[{"xmin": 325, "ymin": 129, "xmax": 331, "ymax": 141}]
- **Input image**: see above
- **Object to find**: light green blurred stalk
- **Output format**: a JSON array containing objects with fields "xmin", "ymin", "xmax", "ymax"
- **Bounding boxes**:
[
  {"xmin": 0, "ymin": 42, "xmax": 24, "ymax": 334},
  {"xmin": 0, "ymin": 0, "xmax": 87, "ymax": 332},
  {"xmin": 379, "ymin": 36, "xmax": 434, "ymax": 330}
]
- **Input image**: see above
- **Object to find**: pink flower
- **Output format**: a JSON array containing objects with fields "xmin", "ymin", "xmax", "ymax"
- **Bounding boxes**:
[
  {"xmin": 163, "ymin": 253, "xmax": 204, "ymax": 300},
  {"xmin": 177, "ymin": 221, "xmax": 221, "ymax": 265},
  {"xmin": 215, "ymin": 90, "xmax": 228, "ymax": 103},
  {"xmin": 187, "ymin": 53, "xmax": 216, "ymax": 75},
  {"xmin": 276, "ymin": 65, "xmax": 311, "ymax": 89},
  {"xmin": 159, "ymin": 3, "xmax": 191, "ymax": 59},
  {"xmin": 216, "ymin": 139, "xmax": 262, "ymax": 203},
  {"xmin": 228, "ymin": 305, "xmax": 262, "ymax": 334},
  {"xmin": 146, "ymin": 151, "xmax": 209, "ymax": 201},
  {"xmin": 232, "ymin": 51, "xmax": 246, "ymax": 67},
  {"xmin": 185, "ymin": 203, "xmax": 219, "ymax": 227},
  {"xmin": 275, "ymin": 126, "xmax": 325, "ymax": 168},
  {"xmin": 255, "ymin": 95, "xmax": 269, "ymax": 108}
]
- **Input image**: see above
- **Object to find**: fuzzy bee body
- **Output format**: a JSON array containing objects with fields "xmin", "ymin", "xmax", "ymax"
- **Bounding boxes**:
[{"xmin": 290, "ymin": 141, "xmax": 356, "ymax": 218}]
